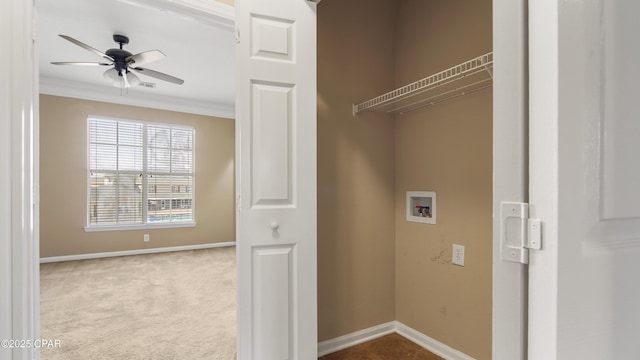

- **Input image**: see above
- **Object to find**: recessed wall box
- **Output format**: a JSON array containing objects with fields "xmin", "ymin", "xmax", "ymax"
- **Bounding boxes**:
[{"xmin": 406, "ymin": 191, "xmax": 437, "ymax": 224}]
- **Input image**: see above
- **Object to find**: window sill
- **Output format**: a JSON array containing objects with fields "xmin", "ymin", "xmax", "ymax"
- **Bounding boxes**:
[{"xmin": 84, "ymin": 222, "xmax": 197, "ymax": 232}]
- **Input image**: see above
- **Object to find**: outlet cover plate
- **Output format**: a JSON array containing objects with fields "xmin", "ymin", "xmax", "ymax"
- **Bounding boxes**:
[{"xmin": 452, "ymin": 244, "xmax": 465, "ymax": 266}]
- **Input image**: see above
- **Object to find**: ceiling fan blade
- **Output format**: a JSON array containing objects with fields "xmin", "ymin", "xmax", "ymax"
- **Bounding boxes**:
[
  {"xmin": 51, "ymin": 62, "xmax": 112, "ymax": 66},
  {"xmin": 126, "ymin": 50, "xmax": 166, "ymax": 67},
  {"xmin": 131, "ymin": 67, "xmax": 184, "ymax": 85},
  {"xmin": 59, "ymin": 34, "xmax": 114, "ymax": 61}
]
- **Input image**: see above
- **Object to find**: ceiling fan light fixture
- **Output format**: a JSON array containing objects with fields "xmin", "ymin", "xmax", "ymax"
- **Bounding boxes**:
[
  {"xmin": 103, "ymin": 68, "xmax": 121, "ymax": 87},
  {"xmin": 103, "ymin": 68, "xmax": 140, "ymax": 88},
  {"xmin": 126, "ymin": 72, "xmax": 141, "ymax": 87}
]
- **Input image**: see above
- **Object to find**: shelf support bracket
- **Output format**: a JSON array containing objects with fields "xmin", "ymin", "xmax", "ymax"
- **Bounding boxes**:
[{"xmin": 484, "ymin": 65, "xmax": 493, "ymax": 79}]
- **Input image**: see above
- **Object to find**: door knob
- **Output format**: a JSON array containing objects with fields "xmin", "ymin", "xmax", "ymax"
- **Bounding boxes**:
[{"xmin": 270, "ymin": 221, "xmax": 279, "ymax": 231}]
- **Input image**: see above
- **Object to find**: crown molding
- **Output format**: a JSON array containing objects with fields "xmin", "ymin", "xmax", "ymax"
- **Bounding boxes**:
[
  {"xmin": 40, "ymin": 76, "xmax": 235, "ymax": 119},
  {"xmin": 116, "ymin": 0, "xmax": 235, "ymax": 30}
]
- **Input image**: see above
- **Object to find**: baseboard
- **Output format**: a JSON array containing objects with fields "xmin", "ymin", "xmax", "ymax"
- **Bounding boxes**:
[
  {"xmin": 40, "ymin": 242, "xmax": 236, "ymax": 263},
  {"xmin": 318, "ymin": 321, "xmax": 474, "ymax": 360},
  {"xmin": 317, "ymin": 321, "xmax": 396, "ymax": 357},
  {"xmin": 395, "ymin": 321, "xmax": 475, "ymax": 360}
]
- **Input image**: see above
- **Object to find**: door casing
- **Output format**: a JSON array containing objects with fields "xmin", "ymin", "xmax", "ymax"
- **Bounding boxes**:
[{"xmin": 492, "ymin": 0, "xmax": 529, "ymax": 358}]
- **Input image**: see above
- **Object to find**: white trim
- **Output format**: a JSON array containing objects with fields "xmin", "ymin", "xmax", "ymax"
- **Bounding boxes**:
[
  {"xmin": 40, "ymin": 241, "xmax": 236, "ymax": 263},
  {"xmin": 395, "ymin": 322, "xmax": 475, "ymax": 360},
  {"xmin": 84, "ymin": 222, "xmax": 197, "ymax": 232},
  {"xmin": 40, "ymin": 77, "xmax": 236, "ymax": 119},
  {"xmin": 317, "ymin": 322, "xmax": 396, "ymax": 357},
  {"xmin": 88, "ymin": 114, "xmax": 198, "ymax": 129},
  {"xmin": 120, "ymin": 0, "xmax": 234, "ymax": 29},
  {"xmin": 2, "ymin": 0, "xmax": 40, "ymax": 358},
  {"xmin": 0, "ymin": 0, "xmax": 13, "ymax": 347},
  {"xmin": 527, "ymin": 0, "xmax": 559, "ymax": 358},
  {"xmin": 172, "ymin": 0, "xmax": 235, "ymax": 21},
  {"xmin": 492, "ymin": 0, "xmax": 528, "ymax": 359},
  {"xmin": 317, "ymin": 321, "xmax": 475, "ymax": 360}
]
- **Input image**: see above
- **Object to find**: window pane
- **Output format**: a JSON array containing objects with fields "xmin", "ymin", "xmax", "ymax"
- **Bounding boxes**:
[
  {"xmin": 116, "ymin": 173, "xmax": 143, "ymax": 224},
  {"xmin": 90, "ymin": 119, "xmax": 117, "ymax": 144},
  {"xmin": 172, "ymin": 129, "xmax": 192, "ymax": 150},
  {"xmin": 147, "ymin": 174, "xmax": 193, "ymax": 223},
  {"xmin": 118, "ymin": 122, "xmax": 143, "ymax": 146},
  {"xmin": 118, "ymin": 145, "xmax": 143, "ymax": 171},
  {"xmin": 93, "ymin": 144, "xmax": 117, "ymax": 170},
  {"xmin": 170, "ymin": 175, "xmax": 193, "ymax": 222},
  {"xmin": 147, "ymin": 174, "xmax": 171, "ymax": 223},
  {"xmin": 90, "ymin": 172, "xmax": 117, "ymax": 224},
  {"xmin": 148, "ymin": 147, "xmax": 171, "ymax": 173},
  {"xmin": 172, "ymin": 175, "xmax": 192, "ymax": 193},
  {"xmin": 89, "ymin": 172, "xmax": 142, "ymax": 225},
  {"xmin": 148, "ymin": 126, "xmax": 170, "ymax": 148},
  {"xmin": 171, "ymin": 150, "xmax": 192, "ymax": 173}
]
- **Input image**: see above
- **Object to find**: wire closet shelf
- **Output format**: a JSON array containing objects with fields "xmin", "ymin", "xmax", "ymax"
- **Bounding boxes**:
[{"xmin": 352, "ymin": 52, "xmax": 493, "ymax": 116}]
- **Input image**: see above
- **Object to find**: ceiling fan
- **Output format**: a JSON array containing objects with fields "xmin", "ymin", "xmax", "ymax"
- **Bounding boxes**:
[{"xmin": 51, "ymin": 34, "xmax": 184, "ymax": 88}]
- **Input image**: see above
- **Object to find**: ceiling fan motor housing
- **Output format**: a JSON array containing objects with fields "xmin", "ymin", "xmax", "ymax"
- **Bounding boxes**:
[
  {"xmin": 106, "ymin": 48, "xmax": 133, "ymax": 74},
  {"xmin": 107, "ymin": 35, "xmax": 132, "ymax": 75}
]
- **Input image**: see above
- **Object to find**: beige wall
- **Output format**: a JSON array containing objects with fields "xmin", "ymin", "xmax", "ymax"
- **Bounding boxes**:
[
  {"xmin": 394, "ymin": 1, "xmax": 493, "ymax": 359},
  {"xmin": 216, "ymin": 0, "xmax": 234, "ymax": 6},
  {"xmin": 40, "ymin": 95, "xmax": 235, "ymax": 258},
  {"xmin": 317, "ymin": 0, "xmax": 397, "ymax": 342}
]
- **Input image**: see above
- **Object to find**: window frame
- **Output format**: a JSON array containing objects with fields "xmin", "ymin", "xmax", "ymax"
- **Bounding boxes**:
[{"xmin": 85, "ymin": 115, "xmax": 196, "ymax": 232}]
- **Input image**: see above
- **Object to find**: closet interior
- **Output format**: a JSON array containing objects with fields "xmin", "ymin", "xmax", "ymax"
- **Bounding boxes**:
[{"xmin": 318, "ymin": 0, "xmax": 493, "ymax": 359}]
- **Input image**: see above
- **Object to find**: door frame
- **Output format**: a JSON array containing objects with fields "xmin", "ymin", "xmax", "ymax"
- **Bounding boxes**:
[
  {"xmin": 527, "ymin": 0, "xmax": 559, "ymax": 358},
  {"xmin": 2, "ymin": 0, "xmax": 529, "ymax": 359},
  {"xmin": 492, "ymin": 0, "xmax": 529, "ymax": 358},
  {"xmin": 0, "ymin": 1, "xmax": 235, "ymax": 359},
  {"xmin": 1, "ymin": 0, "xmax": 39, "ymax": 359}
]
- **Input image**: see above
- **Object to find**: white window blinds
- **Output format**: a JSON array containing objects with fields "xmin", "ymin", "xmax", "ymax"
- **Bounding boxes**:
[{"xmin": 88, "ymin": 116, "xmax": 194, "ymax": 228}]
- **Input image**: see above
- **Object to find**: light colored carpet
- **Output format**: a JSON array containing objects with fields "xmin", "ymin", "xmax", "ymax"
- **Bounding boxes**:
[{"xmin": 40, "ymin": 247, "xmax": 237, "ymax": 360}]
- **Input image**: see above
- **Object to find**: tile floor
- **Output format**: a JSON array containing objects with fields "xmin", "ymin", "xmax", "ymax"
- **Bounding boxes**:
[{"xmin": 318, "ymin": 333, "xmax": 444, "ymax": 360}]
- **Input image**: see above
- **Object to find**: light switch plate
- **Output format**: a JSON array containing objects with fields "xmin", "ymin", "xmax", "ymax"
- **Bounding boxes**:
[{"xmin": 452, "ymin": 244, "xmax": 465, "ymax": 266}]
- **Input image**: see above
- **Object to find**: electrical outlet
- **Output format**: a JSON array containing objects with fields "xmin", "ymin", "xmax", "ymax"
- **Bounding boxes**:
[
  {"xmin": 452, "ymin": 244, "xmax": 465, "ymax": 266},
  {"xmin": 144, "ymin": 234, "xmax": 150, "ymax": 242}
]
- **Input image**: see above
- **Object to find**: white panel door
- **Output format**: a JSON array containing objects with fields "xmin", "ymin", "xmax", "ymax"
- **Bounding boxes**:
[
  {"xmin": 529, "ymin": 0, "xmax": 640, "ymax": 359},
  {"xmin": 235, "ymin": 0, "xmax": 317, "ymax": 359}
]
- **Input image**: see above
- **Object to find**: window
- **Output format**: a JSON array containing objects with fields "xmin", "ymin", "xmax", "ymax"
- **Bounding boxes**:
[{"xmin": 88, "ymin": 116, "xmax": 194, "ymax": 229}]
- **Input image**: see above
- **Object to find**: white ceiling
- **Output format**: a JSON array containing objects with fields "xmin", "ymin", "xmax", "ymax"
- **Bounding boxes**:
[{"xmin": 37, "ymin": 0, "xmax": 236, "ymax": 118}]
